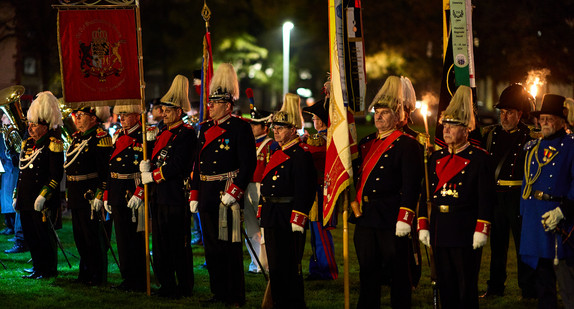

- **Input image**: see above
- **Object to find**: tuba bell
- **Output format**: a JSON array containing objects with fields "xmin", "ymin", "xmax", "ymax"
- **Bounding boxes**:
[
  {"xmin": 58, "ymin": 98, "xmax": 77, "ymax": 150},
  {"xmin": 0, "ymin": 85, "xmax": 27, "ymax": 153}
]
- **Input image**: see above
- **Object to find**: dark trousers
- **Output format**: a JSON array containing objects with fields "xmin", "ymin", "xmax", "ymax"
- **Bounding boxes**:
[
  {"xmin": 354, "ymin": 225, "xmax": 412, "ymax": 309},
  {"xmin": 20, "ymin": 210, "xmax": 57, "ymax": 275},
  {"xmin": 265, "ymin": 227, "xmax": 306, "ymax": 309},
  {"xmin": 112, "ymin": 202, "xmax": 146, "ymax": 288},
  {"xmin": 71, "ymin": 206, "xmax": 108, "ymax": 284},
  {"xmin": 435, "ymin": 246, "xmax": 481, "ymax": 309},
  {"xmin": 199, "ymin": 209, "xmax": 245, "ymax": 304},
  {"xmin": 151, "ymin": 202, "xmax": 194, "ymax": 297},
  {"xmin": 488, "ymin": 189, "xmax": 536, "ymax": 295},
  {"xmin": 536, "ymin": 258, "xmax": 558, "ymax": 309}
]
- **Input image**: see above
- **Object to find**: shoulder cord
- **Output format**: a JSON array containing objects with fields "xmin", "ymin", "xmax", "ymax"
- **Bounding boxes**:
[
  {"xmin": 522, "ymin": 141, "xmax": 559, "ymax": 199},
  {"xmin": 19, "ymin": 146, "xmax": 44, "ymax": 169},
  {"xmin": 63, "ymin": 137, "xmax": 91, "ymax": 169}
]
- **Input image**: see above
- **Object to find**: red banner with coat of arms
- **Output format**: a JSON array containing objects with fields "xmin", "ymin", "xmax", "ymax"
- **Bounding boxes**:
[{"xmin": 57, "ymin": 9, "xmax": 141, "ymax": 108}]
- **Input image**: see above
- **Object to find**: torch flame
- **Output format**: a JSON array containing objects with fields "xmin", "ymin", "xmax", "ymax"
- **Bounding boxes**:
[{"xmin": 526, "ymin": 69, "xmax": 550, "ymax": 99}]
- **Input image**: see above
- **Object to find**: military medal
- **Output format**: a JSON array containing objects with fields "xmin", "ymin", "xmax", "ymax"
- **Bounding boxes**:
[
  {"xmin": 440, "ymin": 184, "xmax": 448, "ymax": 197},
  {"xmin": 224, "ymin": 139, "xmax": 230, "ymax": 150}
]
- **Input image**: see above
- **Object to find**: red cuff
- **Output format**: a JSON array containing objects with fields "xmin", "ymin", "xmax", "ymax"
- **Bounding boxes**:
[
  {"xmin": 226, "ymin": 183, "xmax": 244, "ymax": 200},
  {"xmin": 257, "ymin": 205, "xmax": 262, "ymax": 219},
  {"xmin": 397, "ymin": 207, "xmax": 415, "ymax": 225},
  {"xmin": 290, "ymin": 210, "xmax": 308, "ymax": 227},
  {"xmin": 417, "ymin": 217, "xmax": 429, "ymax": 231},
  {"xmin": 133, "ymin": 186, "xmax": 144, "ymax": 199},
  {"xmin": 103, "ymin": 190, "xmax": 108, "ymax": 202},
  {"xmin": 475, "ymin": 220, "xmax": 491, "ymax": 236},
  {"xmin": 152, "ymin": 168, "xmax": 165, "ymax": 183},
  {"xmin": 189, "ymin": 190, "xmax": 199, "ymax": 202}
]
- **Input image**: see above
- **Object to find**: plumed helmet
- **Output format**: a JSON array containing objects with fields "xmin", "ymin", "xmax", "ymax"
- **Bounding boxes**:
[
  {"xmin": 439, "ymin": 85, "xmax": 476, "ymax": 130},
  {"xmin": 400, "ymin": 76, "xmax": 416, "ymax": 113},
  {"xmin": 160, "ymin": 74, "xmax": 191, "ymax": 112},
  {"xmin": 27, "ymin": 91, "xmax": 63, "ymax": 129},
  {"xmin": 250, "ymin": 104, "xmax": 273, "ymax": 124},
  {"xmin": 114, "ymin": 104, "xmax": 142, "ymax": 115},
  {"xmin": 272, "ymin": 93, "xmax": 304, "ymax": 129},
  {"xmin": 209, "ymin": 63, "xmax": 239, "ymax": 104},
  {"xmin": 369, "ymin": 76, "xmax": 405, "ymax": 122},
  {"xmin": 565, "ymin": 98, "xmax": 574, "ymax": 126},
  {"xmin": 496, "ymin": 84, "xmax": 534, "ymax": 118}
]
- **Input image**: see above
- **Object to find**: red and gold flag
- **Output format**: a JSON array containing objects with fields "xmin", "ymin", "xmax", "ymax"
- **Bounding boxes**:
[{"xmin": 57, "ymin": 9, "xmax": 141, "ymax": 108}]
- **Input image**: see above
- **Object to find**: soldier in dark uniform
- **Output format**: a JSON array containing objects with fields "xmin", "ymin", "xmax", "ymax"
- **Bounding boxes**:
[
  {"xmin": 245, "ymin": 105, "xmax": 273, "ymax": 274},
  {"xmin": 189, "ymin": 64, "xmax": 256, "ymax": 306},
  {"xmin": 351, "ymin": 76, "xmax": 423, "ymax": 308},
  {"xmin": 418, "ymin": 85, "xmax": 495, "ymax": 309},
  {"xmin": 481, "ymin": 84, "xmax": 537, "ymax": 298},
  {"xmin": 65, "ymin": 105, "xmax": 112, "ymax": 285},
  {"xmin": 16, "ymin": 91, "xmax": 64, "ymax": 279},
  {"xmin": 260, "ymin": 93, "xmax": 316, "ymax": 308},
  {"xmin": 103, "ymin": 104, "xmax": 146, "ymax": 291},
  {"xmin": 302, "ymin": 95, "xmax": 338, "ymax": 281},
  {"xmin": 138, "ymin": 75, "xmax": 196, "ymax": 298},
  {"xmin": 520, "ymin": 94, "xmax": 574, "ymax": 309}
]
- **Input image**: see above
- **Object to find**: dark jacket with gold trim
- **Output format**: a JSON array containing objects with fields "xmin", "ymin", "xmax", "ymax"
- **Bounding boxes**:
[
  {"xmin": 260, "ymin": 140, "xmax": 316, "ymax": 230},
  {"xmin": 16, "ymin": 131, "xmax": 64, "ymax": 212},
  {"xmin": 352, "ymin": 131, "xmax": 423, "ymax": 229},
  {"xmin": 108, "ymin": 123, "xmax": 144, "ymax": 206},
  {"xmin": 419, "ymin": 144, "xmax": 495, "ymax": 247},
  {"xmin": 65, "ymin": 125, "xmax": 112, "ymax": 209}
]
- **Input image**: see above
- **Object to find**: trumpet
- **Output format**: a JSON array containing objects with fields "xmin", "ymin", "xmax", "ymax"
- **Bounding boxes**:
[{"xmin": 0, "ymin": 85, "xmax": 27, "ymax": 153}]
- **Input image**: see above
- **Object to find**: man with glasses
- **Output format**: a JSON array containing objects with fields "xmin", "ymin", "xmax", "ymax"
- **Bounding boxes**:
[
  {"xmin": 189, "ymin": 64, "xmax": 255, "ymax": 306},
  {"xmin": 260, "ymin": 93, "xmax": 316, "ymax": 308},
  {"xmin": 103, "ymin": 104, "xmax": 146, "ymax": 292},
  {"xmin": 520, "ymin": 94, "xmax": 574, "ymax": 309},
  {"xmin": 65, "ymin": 105, "xmax": 112, "ymax": 286}
]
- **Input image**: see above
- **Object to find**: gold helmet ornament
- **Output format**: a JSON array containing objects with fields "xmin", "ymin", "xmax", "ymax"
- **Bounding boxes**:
[
  {"xmin": 439, "ymin": 85, "xmax": 476, "ymax": 130},
  {"xmin": 209, "ymin": 63, "xmax": 239, "ymax": 104},
  {"xmin": 400, "ymin": 76, "xmax": 416, "ymax": 114},
  {"xmin": 27, "ymin": 91, "xmax": 63, "ymax": 129},
  {"xmin": 272, "ymin": 93, "xmax": 304, "ymax": 129},
  {"xmin": 114, "ymin": 104, "xmax": 143, "ymax": 115},
  {"xmin": 369, "ymin": 75, "xmax": 404, "ymax": 122},
  {"xmin": 160, "ymin": 74, "xmax": 191, "ymax": 112}
]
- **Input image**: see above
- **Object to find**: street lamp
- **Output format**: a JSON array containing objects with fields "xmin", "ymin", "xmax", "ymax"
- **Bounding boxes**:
[{"xmin": 283, "ymin": 21, "xmax": 294, "ymax": 97}]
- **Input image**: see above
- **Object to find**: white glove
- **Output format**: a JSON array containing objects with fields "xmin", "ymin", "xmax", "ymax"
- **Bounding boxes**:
[
  {"xmin": 127, "ymin": 195, "xmax": 143, "ymax": 210},
  {"xmin": 221, "ymin": 193, "xmax": 236, "ymax": 206},
  {"xmin": 141, "ymin": 171, "xmax": 154, "ymax": 184},
  {"xmin": 92, "ymin": 198, "xmax": 103, "ymax": 212},
  {"xmin": 395, "ymin": 221, "xmax": 411, "ymax": 237},
  {"xmin": 146, "ymin": 128, "xmax": 158, "ymax": 141},
  {"xmin": 34, "ymin": 195, "xmax": 46, "ymax": 212},
  {"xmin": 542, "ymin": 207, "xmax": 565, "ymax": 232},
  {"xmin": 473, "ymin": 232, "xmax": 488, "ymax": 249},
  {"xmin": 12, "ymin": 199, "xmax": 17, "ymax": 211},
  {"xmin": 419, "ymin": 229, "xmax": 430, "ymax": 247},
  {"xmin": 189, "ymin": 200, "xmax": 199, "ymax": 213},
  {"xmin": 139, "ymin": 160, "xmax": 151, "ymax": 173},
  {"xmin": 104, "ymin": 200, "xmax": 112, "ymax": 214},
  {"xmin": 291, "ymin": 223, "xmax": 304, "ymax": 233}
]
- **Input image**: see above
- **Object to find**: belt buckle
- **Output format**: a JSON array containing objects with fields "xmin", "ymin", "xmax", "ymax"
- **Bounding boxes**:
[
  {"xmin": 534, "ymin": 190, "xmax": 543, "ymax": 200},
  {"xmin": 439, "ymin": 205, "xmax": 449, "ymax": 213}
]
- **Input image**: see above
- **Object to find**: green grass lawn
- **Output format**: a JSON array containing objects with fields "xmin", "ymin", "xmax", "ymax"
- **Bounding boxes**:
[{"xmin": 0, "ymin": 210, "xmax": 541, "ymax": 309}]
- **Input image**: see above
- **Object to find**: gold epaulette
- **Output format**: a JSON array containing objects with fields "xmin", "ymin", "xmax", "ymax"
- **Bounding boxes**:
[
  {"xmin": 529, "ymin": 129, "xmax": 542, "ymax": 139},
  {"xmin": 49, "ymin": 137, "xmax": 64, "ymax": 153},
  {"xmin": 307, "ymin": 134, "xmax": 326, "ymax": 147},
  {"xmin": 97, "ymin": 136, "xmax": 113, "ymax": 147},
  {"xmin": 415, "ymin": 132, "xmax": 430, "ymax": 147}
]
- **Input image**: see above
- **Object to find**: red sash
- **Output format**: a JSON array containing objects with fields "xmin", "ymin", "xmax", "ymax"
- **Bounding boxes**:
[
  {"xmin": 110, "ymin": 134, "xmax": 135, "ymax": 160},
  {"xmin": 355, "ymin": 130, "xmax": 403, "ymax": 205},
  {"xmin": 434, "ymin": 154, "xmax": 470, "ymax": 193},
  {"xmin": 202, "ymin": 125, "xmax": 226, "ymax": 152},
  {"xmin": 262, "ymin": 150, "xmax": 290, "ymax": 180},
  {"xmin": 152, "ymin": 130, "xmax": 173, "ymax": 159}
]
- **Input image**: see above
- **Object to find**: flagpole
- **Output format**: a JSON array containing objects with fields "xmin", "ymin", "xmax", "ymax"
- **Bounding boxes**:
[
  {"xmin": 343, "ymin": 190, "xmax": 350, "ymax": 309},
  {"xmin": 134, "ymin": 0, "xmax": 151, "ymax": 296}
]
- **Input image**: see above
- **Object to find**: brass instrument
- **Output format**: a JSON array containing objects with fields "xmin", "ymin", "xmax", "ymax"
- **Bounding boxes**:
[
  {"xmin": 58, "ymin": 98, "xmax": 77, "ymax": 150},
  {"xmin": 0, "ymin": 85, "xmax": 27, "ymax": 153}
]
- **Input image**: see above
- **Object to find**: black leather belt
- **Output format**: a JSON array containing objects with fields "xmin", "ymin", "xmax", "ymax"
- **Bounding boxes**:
[
  {"xmin": 533, "ymin": 190, "xmax": 563, "ymax": 202},
  {"xmin": 261, "ymin": 196, "xmax": 294, "ymax": 203}
]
